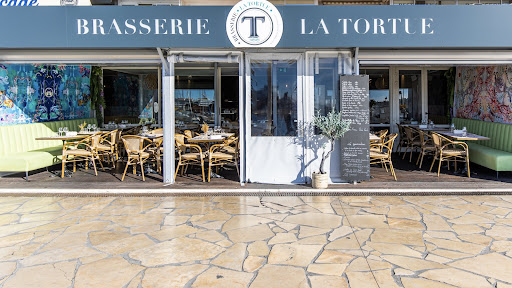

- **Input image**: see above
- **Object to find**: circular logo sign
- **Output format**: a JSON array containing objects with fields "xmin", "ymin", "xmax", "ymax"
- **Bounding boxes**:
[{"xmin": 226, "ymin": 0, "xmax": 283, "ymax": 48}]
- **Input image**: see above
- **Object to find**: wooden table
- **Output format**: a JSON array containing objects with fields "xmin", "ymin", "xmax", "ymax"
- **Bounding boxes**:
[
  {"xmin": 188, "ymin": 133, "xmax": 234, "ymax": 144},
  {"xmin": 138, "ymin": 133, "xmax": 163, "ymax": 140},
  {"xmin": 187, "ymin": 133, "xmax": 234, "ymax": 153},
  {"xmin": 77, "ymin": 131, "xmax": 102, "ymax": 136},
  {"xmin": 437, "ymin": 131, "xmax": 490, "ymax": 141},
  {"xmin": 36, "ymin": 135, "xmax": 89, "ymax": 143}
]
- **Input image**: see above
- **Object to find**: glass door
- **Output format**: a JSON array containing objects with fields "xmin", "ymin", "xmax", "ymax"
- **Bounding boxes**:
[
  {"xmin": 245, "ymin": 53, "xmax": 304, "ymax": 184},
  {"xmin": 399, "ymin": 70, "xmax": 422, "ymax": 124}
]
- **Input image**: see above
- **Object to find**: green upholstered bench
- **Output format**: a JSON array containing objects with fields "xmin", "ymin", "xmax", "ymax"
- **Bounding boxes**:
[
  {"xmin": 453, "ymin": 118, "xmax": 512, "ymax": 177},
  {"xmin": 0, "ymin": 118, "xmax": 97, "ymax": 180}
]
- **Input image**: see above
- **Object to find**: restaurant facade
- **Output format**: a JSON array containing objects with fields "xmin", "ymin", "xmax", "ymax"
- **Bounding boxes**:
[{"xmin": 1, "ymin": 2, "xmax": 512, "ymax": 185}]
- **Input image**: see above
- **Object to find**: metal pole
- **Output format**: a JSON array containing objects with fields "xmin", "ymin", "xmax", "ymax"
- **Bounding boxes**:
[{"xmin": 162, "ymin": 55, "xmax": 175, "ymax": 184}]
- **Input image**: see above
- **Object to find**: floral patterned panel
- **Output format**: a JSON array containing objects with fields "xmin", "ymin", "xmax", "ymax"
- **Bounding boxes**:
[
  {"xmin": 454, "ymin": 66, "xmax": 512, "ymax": 124},
  {"xmin": 0, "ymin": 64, "xmax": 91, "ymax": 126}
]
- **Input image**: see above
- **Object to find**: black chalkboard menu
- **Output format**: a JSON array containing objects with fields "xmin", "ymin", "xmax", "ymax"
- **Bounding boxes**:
[{"xmin": 339, "ymin": 75, "xmax": 370, "ymax": 182}]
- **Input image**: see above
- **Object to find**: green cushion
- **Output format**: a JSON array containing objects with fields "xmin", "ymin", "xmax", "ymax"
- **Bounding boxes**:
[
  {"xmin": 467, "ymin": 143, "xmax": 512, "ymax": 172},
  {"xmin": 453, "ymin": 118, "xmax": 512, "ymax": 153},
  {"xmin": 0, "ymin": 118, "xmax": 96, "ymax": 172},
  {"xmin": 0, "ymin": 148, "xmax": 62, "ymax": 172},
  {"xmin": 452, "ymin": 118, "xmax": 512, "ymax": 172}
]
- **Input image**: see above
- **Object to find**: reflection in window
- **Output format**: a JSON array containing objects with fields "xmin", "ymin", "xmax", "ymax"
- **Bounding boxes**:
[
  {"xmin": 251, "ymin": 60, "xmax": 297, "ymax": 136},
  {"xmin": 175, "ymin": 72, "xmax": 215, "ymax": 130},
  {"xmin": 428, "ymin": 69, "xmax": 454, "ymax": 124},
  {"xmin": 399, "ymin": 70, "xmax": 422, "ymax": 124},
  {"xmin": 314, "ymin": 58, "xmax": 340, "ymax": 117},
  {"xmin": 361, "ymin": 69, "xmax": 390, "ymax": 124},
  {"xmin": 103, "ymin": 69, "xmax": 157, "ymax": 124}
]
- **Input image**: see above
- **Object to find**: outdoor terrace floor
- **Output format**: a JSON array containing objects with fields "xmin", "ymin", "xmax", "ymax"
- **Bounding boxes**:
[
  {"xmin": 1, "ymin": 194, "xmax": 512, "ymax": 287},
  {"xmin": 0, "ymin": 153, "xmax": 511, "ymax": 192}
]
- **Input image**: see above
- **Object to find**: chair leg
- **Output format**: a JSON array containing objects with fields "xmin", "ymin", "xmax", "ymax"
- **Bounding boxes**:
[
  {"xmin": 467, "ymin": 160, "xmax": 471, "ymax": 178},
  {"xmin": 419, "ymin": 152, "xmax": 425, "ymax": 169},
  {"xmin": 25, "ymin": 171, "xmax": 29, "ymax": 182},
  {"xmin": 208, "ymin": 162, "xmax": 212, "ymax": 182},
  {"xmin": 235, "ymin": 158, "xmax": 240, "ymax": 178},
  {"xmin": 174, "ymin": 160, "xmax": 181, "ymax": 180},
  {"xmin": 61, "ymin": 159, "xmax": 66, "ymax": 178},
  {"xmin": 389, "ymin": 160, "xmax": 397, "ymax": 181},
  {"xmin": 437, "ymin": 157, "xmax": 442, "ymax": 177},
  {"xmin": 201, "ymin": 159, "xmax": 206, "ymax": 182},
  {"xmin": 73, "ymin": 161, "xmax": 77, "ymax": 172},
  {"xmin": 91, "ymin": 156, "xmax": 98, "ymax": 176},
  {"xmin": 97, "ymin": 155, "xmax": 105, "ymax": 171},
  {"xmin": 409, "ymin": 147, "xmax": 414, "ymax": 162},
  {"xmin": 429, "ymin": 152, "xmax": 438, "ymax": 172},
  {"xmin": 139, "ymin": 157, "xmax": 145, "ymax": 182},
  {"xmin": 402, "ymin": 145, "xmax": 408, "ymax": 160},
  {"xmin": 121, "ymin": 159, "xmax": 130, "ymax": 181},
  {"xmin": 416, "ymin": 149, "xmax": 422, "ymax": 166}
]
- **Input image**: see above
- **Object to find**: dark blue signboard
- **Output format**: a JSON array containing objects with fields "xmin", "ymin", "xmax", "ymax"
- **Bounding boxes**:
[{"xmin": 0, "ymin": 5, "xmax": 511, "ymax": 48}]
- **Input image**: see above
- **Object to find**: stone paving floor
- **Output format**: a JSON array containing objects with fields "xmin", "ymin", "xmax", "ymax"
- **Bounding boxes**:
[{"xmin": 1, "ymin": 195, "xmax": 512, "ymax": 288}]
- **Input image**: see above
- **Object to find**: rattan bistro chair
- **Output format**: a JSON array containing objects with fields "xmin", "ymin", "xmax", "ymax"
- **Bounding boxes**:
[
  {"xmin": 370, "ymin": 129, "xmax": 388, "ymax": 153},
  {"xmin": 396, "ymin": 124, "xmax": 407, "ymax": 155},
  {"xmin": 402, "ymin": 126, "xmax": 422, "ymax": 162},
  {"xmin": 208, "ymin": 136, "xmax": 239, "ymax": 182},
  {"xmin": 96, "ymin": 129, "xmax": 120, "ymax": 168},
  {"xmin": 120, "ymin": 135, "xmax": 153, "ymax": 181},
  {"xmin": 175, "ymin": 134, "xmax": 206, "ymax": 182},
  {"xmin": 429, "ymin": 132, "xmax": 470, "ymax": 178},
  {"xmin": 416, "ymin": 129, "xmax": 437, "ymax": 169},
  {"xmin": 370, "ymin": 133, "xmax": 398, "ymax": 181},
  {"xmin": 61, "ymin": 133, "xmax": 103, "ymax": 178}
]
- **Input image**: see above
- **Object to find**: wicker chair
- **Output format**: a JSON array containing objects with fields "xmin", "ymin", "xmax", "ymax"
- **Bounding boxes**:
[
  {"xmin": 96, "ymin": 129, "xmax": 120, "ymax": 168},
  {"xmin": 429, "ymin": 132, "xmax": 470, "ymax": 178},
  {"xmin": 61, "ymin": 133, "xmax": 104, "ymax": 178},
  {"xmin": 175, "ymin": 134, "xmax": 206, "ymax": 182},
  {"xmin": 396, "ymin": 124, "xmax": 407, "ymax": 155},
  {"xmin": 370, "ymin": 129, "xmax": 388, "ymax": 153},
  {"xmin": 416, "ymin": 129, "xmax": 436, "ymax": 168},
  {"xmin": 183, "ymin": 130, "xmax": 194, "ymax": 139},
  {"xmin": 120, "ymin": 135, "xmax": 152, "ymax": 181},
  {"xmin": 402, "ymin": 126, "xmax": 422, "ymax": 162},
  {"xmin": 370, "ymin": 133, "xmax": 398, "ymax": 181},
  {"xmin": 208, "ymin": 136, "xmax": 239, "ymax": 182},
  {"xmin": 147, "ymin": 137, "xmax": 163, "ymax": 173}
]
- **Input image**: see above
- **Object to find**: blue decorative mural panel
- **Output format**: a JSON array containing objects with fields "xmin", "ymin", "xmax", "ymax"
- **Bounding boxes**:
[{"xmin": 0, "ymin": 64, "xmax": 91, "ymax": 126}]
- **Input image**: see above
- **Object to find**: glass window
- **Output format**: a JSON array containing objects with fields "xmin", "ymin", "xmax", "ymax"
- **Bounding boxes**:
[
  {"xmin": 103, "ymin": 69, "xmax": 157, "ymax": 124},
  {"xmin": 175, "ymin": 69, "xmax": 215, "ymax": 130},
  {"xmin": 361, "ymin": 68, "xmax": 390, "ymax": 125},
  {"xmin": 399, "ymin": 70, "xmax": 422, "ymax": 124},
  {"xmin": 251, "ymin": 60, "xmax": 297, "ymax": 136},
  {"xmin": 220, "ymin": 68, "xmax": 239, "ymax": 127},
  {"xmin": 428, "ymin": 69, "xmax": 454, "ymax": 124},
  {"xmin": 314, "ymin": 58, "xmax": 340, "ymax": 117}
]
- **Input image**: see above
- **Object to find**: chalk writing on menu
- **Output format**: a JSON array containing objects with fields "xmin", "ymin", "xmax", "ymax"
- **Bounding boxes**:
[{"xmin": 339, "ymin": 75, "xmax": 370, "ymax": 182}]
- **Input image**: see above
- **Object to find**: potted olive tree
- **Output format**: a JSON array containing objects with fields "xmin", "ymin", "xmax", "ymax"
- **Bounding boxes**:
[{"xmin": 312, "ymin": 111, "xmax": 351, "ymax": 189}]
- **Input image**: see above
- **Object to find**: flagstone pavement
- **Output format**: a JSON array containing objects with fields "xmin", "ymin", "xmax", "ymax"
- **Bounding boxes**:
[{"xmin": 1, "ymin": 195, "xmax": 512, "ymax": 287}]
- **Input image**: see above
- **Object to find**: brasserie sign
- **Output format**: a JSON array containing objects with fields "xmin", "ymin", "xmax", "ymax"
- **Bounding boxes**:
[{"xmin": 0, "ymin": 4, "xmax": 511, "ymax": 48}]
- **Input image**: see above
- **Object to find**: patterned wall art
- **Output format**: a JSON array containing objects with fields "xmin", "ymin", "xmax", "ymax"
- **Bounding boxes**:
[
  {"xmin": 454, "ymin": 66, "xmax": 512, "ymax": 124},
  {"xmin": 0, "ymin": 64, "xmax": 91, "ymax": 126}
]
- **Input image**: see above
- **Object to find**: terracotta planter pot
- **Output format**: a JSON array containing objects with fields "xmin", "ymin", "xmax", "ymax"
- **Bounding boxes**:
[{"xmin": 312, "ymin": 172, "xmax": 329, "ymax": 189}]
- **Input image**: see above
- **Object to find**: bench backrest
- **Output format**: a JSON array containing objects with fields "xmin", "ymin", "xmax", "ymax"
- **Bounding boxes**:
[
  {"xmin": 453, "ymin": 118, "xmax": 512, "ymax": 153},
  {"xmin": 0, "ymin": 118, "xmax": 97, "ymax": 157}
]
